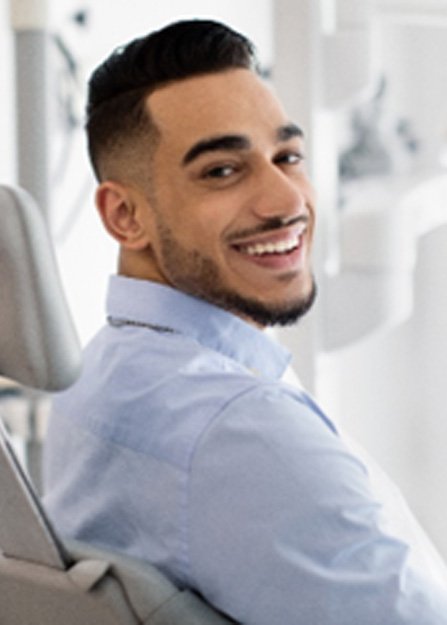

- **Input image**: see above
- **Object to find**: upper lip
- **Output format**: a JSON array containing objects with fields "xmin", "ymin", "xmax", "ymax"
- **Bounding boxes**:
[{"xmin": 229, "ymin": 215, "xmax": 309, "ymax": 249}]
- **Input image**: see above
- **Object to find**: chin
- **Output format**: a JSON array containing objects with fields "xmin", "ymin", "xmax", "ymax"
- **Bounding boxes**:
[{"xmin": 220, "ymin": 277, "xmax": 318, "ymax": 328}]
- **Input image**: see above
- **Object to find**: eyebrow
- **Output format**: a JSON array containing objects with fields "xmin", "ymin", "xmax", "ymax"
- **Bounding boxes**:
[
  {"xmin": 181, "ymin": 123, "xmax": 304, "ymax": 166},
  {"xmin": 278, "ymin": 123, "xmax": 304, "ymax": 142},
  {"xmin": 182, "ymin": 135, "xmax": 250, "ymax": 166}
]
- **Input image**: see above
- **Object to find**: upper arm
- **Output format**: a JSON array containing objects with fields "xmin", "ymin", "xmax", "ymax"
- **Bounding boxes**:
[{"xmin": 187, "ymin": 386, "xmax": 447, "ymax": 625}]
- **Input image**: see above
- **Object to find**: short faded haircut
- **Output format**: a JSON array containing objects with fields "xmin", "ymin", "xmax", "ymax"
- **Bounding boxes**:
[{"xmin": 86, "ymin": 19, "xmax": 260, "ymax": 182}]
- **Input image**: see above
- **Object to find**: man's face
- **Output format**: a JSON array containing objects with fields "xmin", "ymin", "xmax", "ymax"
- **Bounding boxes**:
[{"xmin": 139, "ymin": 69, "xmax": 317, "ymax": 327}]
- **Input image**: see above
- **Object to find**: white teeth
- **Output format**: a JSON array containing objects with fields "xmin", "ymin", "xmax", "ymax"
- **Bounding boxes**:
[
  {"xmin": 237, "ymin": 221, "xmax": 308, "ymax": 257},
  {"xmin": 245, "ymin": 235, "xmax": 300, "ymax": 256},
  {"xmin": 296, "ymin": 222, "xmax": 307, "ymax": 236}
]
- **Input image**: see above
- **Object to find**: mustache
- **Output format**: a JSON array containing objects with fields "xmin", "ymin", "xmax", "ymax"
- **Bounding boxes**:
[{"xmin": 227, "ymin": 215, "xmax": 308, "ymax": 243}]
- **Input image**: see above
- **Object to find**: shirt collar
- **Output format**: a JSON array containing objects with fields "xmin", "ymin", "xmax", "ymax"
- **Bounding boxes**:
[{"xmin": 106, "ymin": 275, "xmax": 291, "ymax": 380}]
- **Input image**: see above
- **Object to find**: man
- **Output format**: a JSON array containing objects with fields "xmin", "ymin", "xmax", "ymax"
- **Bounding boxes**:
[{"xmin": 43, "ymin": 19, "xmax": 447, "ymax": 624}]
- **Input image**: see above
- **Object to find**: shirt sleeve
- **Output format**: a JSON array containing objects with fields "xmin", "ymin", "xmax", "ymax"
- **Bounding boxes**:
[{"xmin": 187, "ymin": 385, "xmax": 447, "ymax": 625}]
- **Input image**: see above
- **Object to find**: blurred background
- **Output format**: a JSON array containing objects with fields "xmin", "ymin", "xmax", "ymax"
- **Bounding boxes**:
[{"xmin": 1, "ymin": 0, "xmax": 447, "ymax": 557}]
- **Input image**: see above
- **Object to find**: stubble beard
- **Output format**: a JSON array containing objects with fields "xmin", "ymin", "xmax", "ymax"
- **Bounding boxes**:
[{"xmin": 154, "ymin": 220, "xmax": 317, "ymax": 327}]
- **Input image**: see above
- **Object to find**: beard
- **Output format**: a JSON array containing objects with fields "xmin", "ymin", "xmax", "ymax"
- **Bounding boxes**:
[
  {"xmin": 206, "ymin": 276, "xmax": 317, "ymax": 326},
  {"xmin": 153, "ymin": 220, "xmax": 317, "ymax": 328}
]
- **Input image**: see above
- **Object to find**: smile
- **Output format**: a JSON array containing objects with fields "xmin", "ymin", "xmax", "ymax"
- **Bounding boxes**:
[{"xmin": 235, "ymin": 222, "xmax": 307, "ymax": 257}]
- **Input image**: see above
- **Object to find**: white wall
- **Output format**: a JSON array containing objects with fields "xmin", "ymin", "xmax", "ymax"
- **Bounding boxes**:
[{"xmin": 0, "ymin": 1, "xmax": 16, "ymax": 183}]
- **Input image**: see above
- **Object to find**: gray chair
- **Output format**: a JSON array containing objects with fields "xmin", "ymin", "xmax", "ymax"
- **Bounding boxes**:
[{"xmin": 0, "ymin": 185, "xmax": 235, "ymax": 624}]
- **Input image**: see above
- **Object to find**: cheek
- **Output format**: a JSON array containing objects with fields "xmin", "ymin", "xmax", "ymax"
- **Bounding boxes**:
[
  {"xmin": 185, "ymin": 223, "xmax": 225, "ymax": 256},
  {"xmin": 175, "ymin": 208, "xmax": 228, "ymax": 250},
  {"xmin": 154, "ymin": 181, "xmax": 238, "ymax": 252}
]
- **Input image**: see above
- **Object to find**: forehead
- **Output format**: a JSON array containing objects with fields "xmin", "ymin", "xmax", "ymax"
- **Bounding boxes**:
[{"xmin": 146, "ymin": 69, "xmax": 292, "ymax": 154}]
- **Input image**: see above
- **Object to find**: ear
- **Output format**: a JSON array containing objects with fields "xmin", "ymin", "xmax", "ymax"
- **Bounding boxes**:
[{"xmin": 95, "ymin": 181, "xmax": 151, "ymax": 250}]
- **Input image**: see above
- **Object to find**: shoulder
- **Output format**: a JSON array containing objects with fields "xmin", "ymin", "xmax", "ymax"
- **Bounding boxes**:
[
  {"xmin": 53, "ymin": 326, "xmax": 300, "ymax": 470},
  {"xmin": 190, "ymin": 383, "xmax": 348, "ymax": 479}
]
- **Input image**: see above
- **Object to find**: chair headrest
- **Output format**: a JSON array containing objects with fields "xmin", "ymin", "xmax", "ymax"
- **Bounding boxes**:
[{"xmin": 0, "ymin": 185, "xmax": 81, "ymax": 391}]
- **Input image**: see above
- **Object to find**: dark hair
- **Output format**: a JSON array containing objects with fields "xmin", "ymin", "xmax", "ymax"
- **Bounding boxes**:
[{"xmin": 86, "ymin": 19, "xmax": 259, "ymax": 181}]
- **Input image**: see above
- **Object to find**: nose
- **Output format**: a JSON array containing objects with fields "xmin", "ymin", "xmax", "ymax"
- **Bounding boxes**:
[{"xmin": 250, "ymin": 161, "xmax": 311, "ymax": 222}]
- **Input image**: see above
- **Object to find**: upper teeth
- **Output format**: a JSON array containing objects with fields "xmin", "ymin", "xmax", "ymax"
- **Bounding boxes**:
[{"xmin": 243, "ymin": 224, "xmax": 306, "ymax": 256}]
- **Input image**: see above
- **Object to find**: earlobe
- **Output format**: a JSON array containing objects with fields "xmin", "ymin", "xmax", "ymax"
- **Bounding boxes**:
[{"xmin": 95, "ymin": 182, "xmax": 151, "ymax": 250}]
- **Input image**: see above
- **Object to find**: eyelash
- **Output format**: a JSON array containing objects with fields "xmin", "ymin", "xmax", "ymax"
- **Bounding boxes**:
[
  {"xmin": 204, "ymin": 164, "xmax": 240, "ymax": 179},
  {"xmin": 274, "ymin": 151, "xmax": 305, "ymax": 166},
  {"xmin": 202, "ymin": 151, "xmax": 305, "ymax": 180}
]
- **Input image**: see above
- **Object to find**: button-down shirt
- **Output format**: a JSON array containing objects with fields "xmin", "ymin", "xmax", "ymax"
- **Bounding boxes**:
[{"xmin": 43, "ymin": 275, "xmax": 447, "ymax": 624}]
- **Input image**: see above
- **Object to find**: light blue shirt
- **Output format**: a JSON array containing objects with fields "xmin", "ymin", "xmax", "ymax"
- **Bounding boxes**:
[{"xmin": 43, "ymin": 275, "xmax": 447, "ymax": 624}]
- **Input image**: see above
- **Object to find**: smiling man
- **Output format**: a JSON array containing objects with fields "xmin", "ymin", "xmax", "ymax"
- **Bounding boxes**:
[
  {"xmin": 94, "ymin": 64, "xmax": 316, "ymax": 326},
  {"xmin": 43, "ymin": 19, "xmax": 447, "ymax": 625}
]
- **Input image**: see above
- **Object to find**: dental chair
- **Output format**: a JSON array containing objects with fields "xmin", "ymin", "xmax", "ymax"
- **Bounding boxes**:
[{"xmin": 0, "ymin": 185, "xmax": 235, "ymax": 624}]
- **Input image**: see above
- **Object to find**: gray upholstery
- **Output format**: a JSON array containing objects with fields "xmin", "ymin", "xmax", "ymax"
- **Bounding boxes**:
[
  {"xmin": 0, "ymin": 419, "xmax": 66, "ymax": 568},
  {"xmin": 0, "ymin": 185, "xmax": 235, "ymax": 624},
  {"xmin": 0, "ymin": 185, "xmax": 81, "ymax": 390}
]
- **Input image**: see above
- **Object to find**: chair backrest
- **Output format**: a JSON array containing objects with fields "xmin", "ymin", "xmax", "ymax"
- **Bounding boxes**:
[
  {"xmin": 0, "ymin": 185, "xmax": 235, "ymax": 624},
  {"xmin": 0, "ymin": 185, "xmax": 81, "ymax": 390}
]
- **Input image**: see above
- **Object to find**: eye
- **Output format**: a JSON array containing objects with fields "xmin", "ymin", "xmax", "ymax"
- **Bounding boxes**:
[
  {"xmin": 196, "ymin": 159, "xmax": 245, "ymax": 189},
  {"xmin": 203, "ymin": 164, "xmax": 238, "ymax": 179},
  {"xmin": 274, "ymin": 151, "xmax": 305, "ymax": 166}
]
